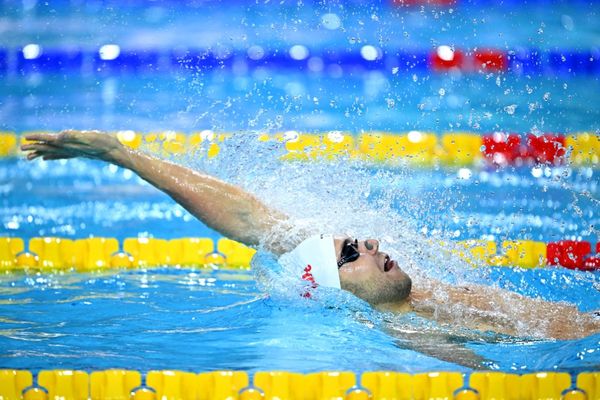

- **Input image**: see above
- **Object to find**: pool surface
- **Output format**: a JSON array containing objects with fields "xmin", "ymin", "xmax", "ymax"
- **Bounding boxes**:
[
  {"xmin": 0, "ymin": 0, "xmax": 599, "ymax": 375},
  {"xmin": 1, "ymin": 157, "xmax": 599, "ymax": 372}
]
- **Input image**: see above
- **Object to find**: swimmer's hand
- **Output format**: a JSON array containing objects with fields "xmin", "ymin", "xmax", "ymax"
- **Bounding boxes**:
[{"xmin": 21, "ymin": 130, "xmax": 124, "ymax": 164}]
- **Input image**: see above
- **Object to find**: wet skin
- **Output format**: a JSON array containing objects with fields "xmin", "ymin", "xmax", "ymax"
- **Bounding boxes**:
[{"xmin": 333, "ymin": 235, "xmax": 411, "ymax": 296}]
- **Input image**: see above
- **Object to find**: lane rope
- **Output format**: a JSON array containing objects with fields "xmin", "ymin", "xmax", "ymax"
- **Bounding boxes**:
[
  {"xmin": 2, "ymin": 46, "xmax": 599, "ymax": 75},
  {"xmin": 2, "ymin": 131, "xmax": 598, "ymax": 168},
  {"xmin": 0, "ymin": 236, "xmax": 598, "ymax": 271},
  {"xmin": 1, "ymin": 370, "xmax": 597, "ymax": 400}
]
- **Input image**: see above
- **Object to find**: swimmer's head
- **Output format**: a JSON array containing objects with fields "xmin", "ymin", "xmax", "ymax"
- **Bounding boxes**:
[
  {"xmin": 286, "ymin": 234, "xmax": 411, "ymax": 305},
  {"xmin": 334, "ymin": 235, "xmax": 412, "ymax": 305}
]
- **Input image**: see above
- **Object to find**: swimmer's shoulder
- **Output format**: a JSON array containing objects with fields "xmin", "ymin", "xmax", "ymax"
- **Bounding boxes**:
[{"xmin": 261, "ymin": 219, "xmax": 317, "ymax": 255}]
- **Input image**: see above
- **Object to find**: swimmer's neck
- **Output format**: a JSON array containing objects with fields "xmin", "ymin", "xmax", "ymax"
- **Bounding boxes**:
[
  {"xmin": 375, "ymin": 298, "xmax": 414, "ymax": 313},
  {"xmin": 373, "ymin": 287, "xmax": 443, "ymax": 314}
]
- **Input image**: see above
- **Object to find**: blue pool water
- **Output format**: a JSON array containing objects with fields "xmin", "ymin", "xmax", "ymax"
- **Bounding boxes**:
[
  {"xmin": 0, "ymin": 0, "xmax": 599, "ymax": 374},
  {"xmin": 1, "ymin": 73, "xmax": 600, "ymax": 134},
  {"xmin": 0, "ymin": 258, "xmax": 598, "ymax": 373},
  {"xmin": 0, "ymin": 156, "xmax": 599, "ymax": 372}
]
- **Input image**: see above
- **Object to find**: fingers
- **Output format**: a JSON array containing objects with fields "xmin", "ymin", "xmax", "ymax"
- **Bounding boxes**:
[
  {"xmin": 23, "ymin": 132, "xmax": 60, "ymax": 143},
  {"xmin": 23, "ymin": 130, "xmax": 82, "ymax": 144},
  {"xmin": 21, "ymin": 142, "xmax": 72, "ymax": 162},
  {"xmin": 23, "ymin": 148, "xmax": 73, "ymax": 162},
  {"xmin": 21, "ymin": 143, "xmax": 60, "ymax": 153},
  {"xmin": 21, "ymin": 130, "xmax": 110, "ymax": 162},
  {"xmin": 24, "ymin": 149, "xmax": 73, "ymax": 162},
  {"xmin": 43, "ymin": 154, "xmax": 74, "ymax": 161},
  {"xmin": 26, "ymin": 151, "xmax": 41, "ymax": 161},
  {"xmin": 25, "ymin": 152, "xmax": 73, "ymax": 162},
  {"xmin": 21, "ymin": 130, "xmax": 96, "ymax": 162}
]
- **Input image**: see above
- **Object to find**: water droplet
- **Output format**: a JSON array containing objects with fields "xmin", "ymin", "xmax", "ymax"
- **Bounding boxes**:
[
  {"xmin": 321, "ymin": 13, "xmax": 341, "ymax": 30},
  {"xmin": 561, "ymin": 15, "xmax": 574, "ymax": 31},
  {"xmin": 504, "ymin": 104, "xmax": 517, "ymax": 115}
]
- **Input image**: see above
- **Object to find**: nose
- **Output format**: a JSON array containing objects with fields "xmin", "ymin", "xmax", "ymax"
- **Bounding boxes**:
[{"xmin": 362, "ymin": 239, "xmax": 379, "ymax": 255}]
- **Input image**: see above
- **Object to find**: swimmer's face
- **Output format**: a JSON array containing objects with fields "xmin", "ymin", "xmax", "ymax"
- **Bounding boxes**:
[{"xmin": 334, "ymin": 235, "xmax": 412, "ymax": 305}]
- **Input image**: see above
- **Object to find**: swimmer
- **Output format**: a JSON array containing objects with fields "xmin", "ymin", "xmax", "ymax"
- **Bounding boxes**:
[{"xmin": 21, "ymin": 130, "xmax": 600, "ymax": 341}]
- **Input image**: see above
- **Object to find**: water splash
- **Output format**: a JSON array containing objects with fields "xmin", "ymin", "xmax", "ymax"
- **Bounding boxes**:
[{"xmin": 179, "ymin": 134, "xmax": 573, "ymax": 342}]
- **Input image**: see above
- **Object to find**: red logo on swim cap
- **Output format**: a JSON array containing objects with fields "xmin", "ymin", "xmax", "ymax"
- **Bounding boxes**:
[
  {"xmin": 302, "ymin": 264, "xmax": 316, "ymax": 284},
  {"xmin": 301, "ymin": 264, "xmax": 318, "ymax": 298}
]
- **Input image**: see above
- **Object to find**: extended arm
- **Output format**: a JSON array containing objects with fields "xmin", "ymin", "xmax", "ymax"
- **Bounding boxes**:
[
  {"xmin": 409, "ymin": 280, "xmax": 600, "ymax": 340},
  {"xmin": 21, "ymin": 130, "xmax": 289, "ymax": 249},
  {"xmin": 387, "ymin": 326, "xmax": 490, "ymax": 368}
]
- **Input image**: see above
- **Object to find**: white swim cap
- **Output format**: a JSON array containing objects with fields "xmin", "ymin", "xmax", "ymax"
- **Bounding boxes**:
[{"xmin": 286, "ymin": 234, "xmax": 341, "ymax": 289}]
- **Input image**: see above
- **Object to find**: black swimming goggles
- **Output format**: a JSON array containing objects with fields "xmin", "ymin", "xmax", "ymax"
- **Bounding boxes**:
[{"xmin": 337, "ymin": 239, "xmax": 360, "ymax": 268}]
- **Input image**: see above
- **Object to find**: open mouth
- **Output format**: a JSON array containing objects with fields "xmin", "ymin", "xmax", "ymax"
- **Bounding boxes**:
[{"xmin": 384, "ymin": 255, "xmax": 394, "ymax": 272}]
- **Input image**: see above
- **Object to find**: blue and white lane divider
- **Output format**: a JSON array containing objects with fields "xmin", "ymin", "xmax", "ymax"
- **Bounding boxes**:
[{"xmin": 0, "ymin": 46, "xmax": 598, "ymax": 75}]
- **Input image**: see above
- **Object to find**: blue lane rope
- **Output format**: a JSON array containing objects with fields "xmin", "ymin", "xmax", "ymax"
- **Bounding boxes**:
[{"xmin": 0, "ymin": 47, "xmax": 598, "ymax": 75}]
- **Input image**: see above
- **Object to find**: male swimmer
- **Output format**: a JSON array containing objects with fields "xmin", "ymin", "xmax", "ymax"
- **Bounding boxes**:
[{"xmin": 21, "ymin": 130, "xmax": 600, "ymax": 341}]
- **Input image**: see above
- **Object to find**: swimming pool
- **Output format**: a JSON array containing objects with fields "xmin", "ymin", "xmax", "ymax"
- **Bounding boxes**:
[{"xmin": 0, "ymin": 0, "xmax": 599, "ymax": 387}]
